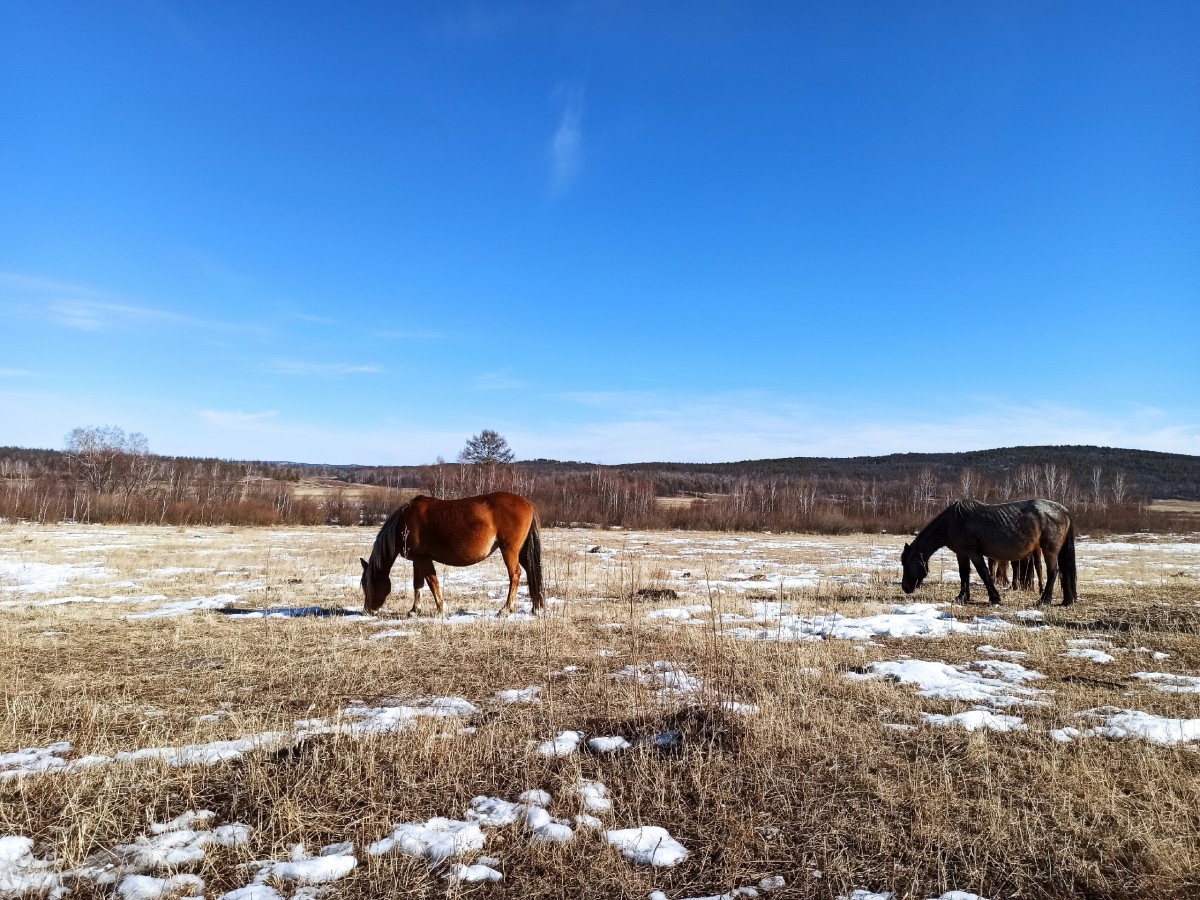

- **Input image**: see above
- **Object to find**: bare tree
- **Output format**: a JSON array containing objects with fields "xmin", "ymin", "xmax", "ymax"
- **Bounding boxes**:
[
  {"xmin": 458, "ymin": 429, "xmax": 515, "ymax": 465},
  {"xmin": 65, "ymin": 426, "xmax": 151, "ymax": 493},
  {"xmin": 958, "ymin": 468, "xmax": 980, "ymax": 499}
]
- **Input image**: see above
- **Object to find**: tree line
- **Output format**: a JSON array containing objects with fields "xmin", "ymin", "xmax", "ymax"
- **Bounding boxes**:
[{"xmin": 0, "ymin": 427, "xmax": 1191, "ymax": 533}]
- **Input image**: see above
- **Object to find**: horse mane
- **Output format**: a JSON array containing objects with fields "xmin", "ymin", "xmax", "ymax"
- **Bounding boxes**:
[
  {"xmin": 913, "ymin": 499, "xmax": 986, "ymax": 549},
  {"xmin": 369, "ymin": 502, "xmax": 413, "ymax": 568}
]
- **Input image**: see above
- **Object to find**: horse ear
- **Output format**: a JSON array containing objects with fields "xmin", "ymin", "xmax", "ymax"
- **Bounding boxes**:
[
  {"xmin": 903, "ymin": 542, "xmax": 910, "ymax": 552},
  {"xmin": 360, "ymin": 557, "xmax": 368, "ymax": 571}
]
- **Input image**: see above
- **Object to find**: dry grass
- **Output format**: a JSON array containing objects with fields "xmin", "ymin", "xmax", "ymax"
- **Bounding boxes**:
[{"xmin": 2, "ymin": 524, "xmax": 1200, "ymax": 899}]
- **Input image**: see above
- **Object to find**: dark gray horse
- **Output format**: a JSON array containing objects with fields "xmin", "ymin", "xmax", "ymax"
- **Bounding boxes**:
[{"xmin": 901, "ymin": 499, "xmax": 1077, "ymax": 606}]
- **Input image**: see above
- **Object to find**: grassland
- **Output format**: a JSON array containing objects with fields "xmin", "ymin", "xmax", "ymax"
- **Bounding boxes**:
[{"xmin": 2, "ymin": 524, "xmax": 1200, "ymax": 899}]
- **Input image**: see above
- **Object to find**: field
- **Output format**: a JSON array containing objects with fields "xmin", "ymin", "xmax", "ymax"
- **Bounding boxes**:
[{"xmin": 3, "ymin": 523, "xmax": 1200, "ymax": 900}]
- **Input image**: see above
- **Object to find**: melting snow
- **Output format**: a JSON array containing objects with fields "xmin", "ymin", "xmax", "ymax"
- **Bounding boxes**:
[
  {"xmin": 728, "ymin": 603, "xmax": 1007, "ymax": 643},
  {"xmin": 1131, "ymin": 672, "xmax": 1200, "ymax": 693},
  {"xmin": 588, "ymin": 735, "xmax": 632, "ymax": 753},
  {"xmin": 923, "ymin": 710, "xmax": 1026, "ymax": 732},
  {"xmin": 1055, "ymin": 708, "xmax": 1200, "ymax": 746},
  {"xmin": 853, "ymin": 659, "xmax": 1048, "ymax": 708},
  {"xmin": 537, "ymin": 730, "xmax": 584, "ymax": 757},
  {"xmin": 606, "ymin": 826, "xmax": 688, "ymax": 867}
]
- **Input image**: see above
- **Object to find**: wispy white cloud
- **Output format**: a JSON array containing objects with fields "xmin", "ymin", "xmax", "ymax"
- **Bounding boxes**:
[
  {"xmin": 549, "ymin": 82, "xmax": 585, "ymax": 196},
  {"xmin": 0, "ymin": 368, "xmax": 33, "ymax": 378},
  {"xmin": 266, "ymin": 360, "xmax": 385, "ymax": 376},
  {"xmin": 472, "ymin": 368, "xmax": 527, "ymax": 390},
  {"xmin": 0, "ymin": 271, "xmax": 264, "ymax": 334}
]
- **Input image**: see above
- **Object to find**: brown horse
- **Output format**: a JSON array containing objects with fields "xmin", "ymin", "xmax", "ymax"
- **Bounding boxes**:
[
  {"xmin": 360, "ymin": 492, "xmax": 544, "ymax": 617},
  {"xmin": 901, "ymin": 498, "xmax": 1077, "ymax": 606}
]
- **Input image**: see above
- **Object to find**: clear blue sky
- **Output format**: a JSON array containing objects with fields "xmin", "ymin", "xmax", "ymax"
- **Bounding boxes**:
[{"xmin": 2, "ymin": 2, "xmax": 1197, "ymax": 464}]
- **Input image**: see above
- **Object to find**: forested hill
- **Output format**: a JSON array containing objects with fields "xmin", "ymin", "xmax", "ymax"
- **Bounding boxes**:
[{"xmin": 523, "ymin": 445, "xmax": 1200, "ymax": 500}]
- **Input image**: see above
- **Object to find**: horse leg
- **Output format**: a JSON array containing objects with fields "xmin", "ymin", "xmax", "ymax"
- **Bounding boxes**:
[
  {"xmin": 497, "ymin": 544, "xmax": 522, "ymax": 617},
  {"xmin": 1037, "ymin": 550, "xmax": 1059, "ymax": 606},
  {"xmin": 420, "ymin": 559, "xmax": 445, "ymax": 616},
  {"xmin": 1033, "ymin": 549, "xmax": 1045, "ymax": 592},
  {"xmin": 955, "ymin": 554, "xmax": 971, "ymax": 603},
  {"xmin": 971, "ymin": 553, "xmax": 1003, "ymax": 605},
  {"xmin": 409, "ymin": 563, "xmax": 424, "ymax": 617}
]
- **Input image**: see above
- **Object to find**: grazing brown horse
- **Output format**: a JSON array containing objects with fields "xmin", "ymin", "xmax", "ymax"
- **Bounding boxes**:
[
  {"xmin": 360, "ymin": 492, "xmax": 544, "ymax": 617},
  {"xmin": 901, "ymin": 499, "xmax": 1077, "ymax": 606}
]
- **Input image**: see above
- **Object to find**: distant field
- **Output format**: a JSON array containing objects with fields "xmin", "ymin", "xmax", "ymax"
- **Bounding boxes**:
[
  {"xmin": 3, "ymin": 524, "xmax": 1199, "ymax": 899},
  {"xmin": 286, "ymin": 478, "xmax": 418, "ymax": 503},
  {"xmin": 1148, "ymin": 498, "xmax": 1200, "ymax": 517}
]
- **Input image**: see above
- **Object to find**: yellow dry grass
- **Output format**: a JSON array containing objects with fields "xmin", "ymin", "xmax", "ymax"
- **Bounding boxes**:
[{"xmin": 2, "ymin": 523, "xmax": 1200, "ymax": 899}]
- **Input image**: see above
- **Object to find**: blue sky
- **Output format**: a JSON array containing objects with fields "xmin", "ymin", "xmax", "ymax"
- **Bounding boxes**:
[{"xmin": 1, "ymin": 2, "xmax": 1197, "ymax": 464}]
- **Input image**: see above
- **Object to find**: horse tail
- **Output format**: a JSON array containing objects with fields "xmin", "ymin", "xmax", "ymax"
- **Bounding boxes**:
[
  {"xmin": 520, "ymin": 513, "xmax": 544, "ymax": 604},
  {"xmin": 1059, "ymin": 520, "xmax": 1078, "ymax": 604}
]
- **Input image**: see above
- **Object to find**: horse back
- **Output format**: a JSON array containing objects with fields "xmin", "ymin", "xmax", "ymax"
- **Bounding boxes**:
[
  {"xmin": 945, "ymin": 498, "xmax": 1069, "ymax": 560},
  {"xmin": 404, "ymin": 492, "xmax": 536, "ymax": 566}
]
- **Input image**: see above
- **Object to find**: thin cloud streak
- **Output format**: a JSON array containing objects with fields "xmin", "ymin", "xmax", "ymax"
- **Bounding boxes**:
[
  {"xmin": 549, "ymin": 82, "xmax": 585, "ymax": 196},
  {"xmin": 472, "ymin": 369, "xmax": 527, "ymax": 390},
  {"xmin": 373, "ymin": 328, "xmax": 447, "ymax": 340},
  {"xmin": 266, "ymin": 360, "xmax": 385, "ymax": 376},
  {"xmin": 0, "ymin": 271, "xmax": 266, "ymax": 335}
]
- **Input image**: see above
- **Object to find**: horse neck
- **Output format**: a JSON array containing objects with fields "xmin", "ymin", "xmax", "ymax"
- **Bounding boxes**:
[
  {"xmin": 913, "ymin": 511, "xmax": 950, "ymax": 556},
  {"xmin": 370, "ymin": 509, "xmax": 406, "ymax": 570}
]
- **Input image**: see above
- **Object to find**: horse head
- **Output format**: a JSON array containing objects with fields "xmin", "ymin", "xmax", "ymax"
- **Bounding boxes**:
[
  {"xmin": 360, "ymin": 557, "xmax": 391, "ymax": 614},
  {"xmin": 900, "ymin": 542, "xmax": 927, "ymax": 594}
]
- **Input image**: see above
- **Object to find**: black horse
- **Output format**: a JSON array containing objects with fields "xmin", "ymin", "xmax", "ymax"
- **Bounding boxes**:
[{"xmin": 902, "ymin": 499, "xmax": 1077, "ymax": 606}]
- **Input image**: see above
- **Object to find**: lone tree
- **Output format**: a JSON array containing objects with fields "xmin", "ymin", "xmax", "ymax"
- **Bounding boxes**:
[
  {"xmin": 64, "ymin": 426, "xmax": 151, "ymax": 493},
  {"xmin": 458, "ymin": 429, "xmax": 514, "ymax": 465}
]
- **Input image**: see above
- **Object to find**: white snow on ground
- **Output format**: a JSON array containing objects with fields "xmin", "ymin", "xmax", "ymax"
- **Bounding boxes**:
[
  {"xmin": 496, "ymin": 686, "xmax": 542, "ymax": 703},
  {"xmin": 0, "ymin": 560, "xmax": 110, "ymax": 594},
  {"xmin": 0, "ymin": 836, "xmax": 69, "ymax": 899},
  {"xmin": 1131, "ymin": 672, "xmax": 1200, "ymax": 693},
  {"xmin": 1064, "ymin": 648, "xmax": 1116, "ymax": 663},
  {"xmin": 369, "ymin": 628, "xmax": 418, "ymax": 640},
  {"xmin": 851, "ymin": 659, "xmax": 1049, "ymax": 708},
  {"xmin": 588, "ymin": 735, "xmax": 632, "ymax": 753},
  {"xmin": 649, "ymin": 874, "xmax": 787, "ymax": 899},
  {"xmin": 126, "ymin": 594, "xmax": 240, "ymax": 618},
  {"xmin": 0, "ymin": 593, "xmax": 169, "ymax": 608},
  {"xmin": 254, "ymin": 843, "xmax": 358, "ymax": 884},
  {"xmin": 368, "ymin": 817, "xmax": 486, "ymax": 862},
  {"xmin": 1, "ymin": 698, "xmax": 479, "ymax": 781},
  {"xmin": 721, "ymin": 700, "xmax": 761, "ymax": 715},
  {"xmin": 2, "ymin": 811, "xmax": 257, "ymax": 899},
  {"xmin": 579, "ymin": 780, "xmax": 613, "ymax": 813},
  {"xmin": 116, "ymin": 873, "xmax": 205, "ymax": 900},
  {"xmin": 614, "ymin": 662, "xmax": 703, "ymax": 698},
  {"xmin": 466, "ymin": 796, "xmax": 526, "ymax": 827},
  {"xmin": 1052, "ymin": 708, "xmax": 1200, "ymax": 746},
  {"xmin": 523, "ymin": 806, "xmax": 574, "ymax": 844},
  {"xmin": 606, "ymin": 826, "xmax": 688, "ymax": 867},
  {"xmin": 923, "ymin": 710, "xmax": 1026, "ymax": 732},
  {"xmin": 537, "ymin": 730, "xmax": 584, "ymax": 757},
  {"xmin": 727, "ymin": 603, "xmax": 1007, "ymax": 643},
  {"xmin": 444, "ymin": 862, "xmax": 503, "ymax": 883},
  {"xmin": 646, "ymin": 605, "xmax": 711, "ymax": 620}
]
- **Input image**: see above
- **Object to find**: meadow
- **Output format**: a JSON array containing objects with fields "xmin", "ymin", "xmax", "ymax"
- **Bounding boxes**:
[{"xmin": 3, "ymin": 522, "xmax": 1200, "ymax": 899}]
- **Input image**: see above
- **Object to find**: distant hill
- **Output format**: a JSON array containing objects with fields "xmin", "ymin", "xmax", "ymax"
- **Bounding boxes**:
[{"xmin": 593, "ymin": 445, "xmax": 1200, "ymax": 500}]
